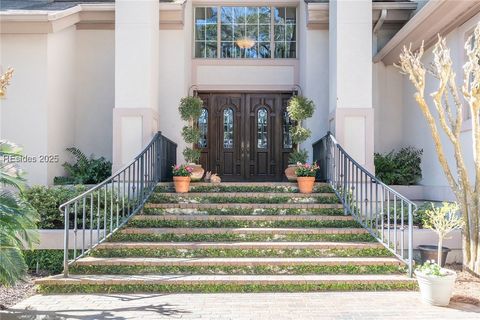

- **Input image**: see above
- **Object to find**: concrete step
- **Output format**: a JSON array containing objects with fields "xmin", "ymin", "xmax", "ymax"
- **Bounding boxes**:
[
  {"xmin": 144, "ymin": 203, "xmax": 344, "ymax": 209},
  {"xmin": 97, "ymin": 241, "xmax": 383, "ymax": 250},
  {"xmin": 156, "ymin": 182, "xmax": 331, "ymax": 188},
  {"xmin": 120, "ymin": 228, "xmax": 368, "ymax": 235},
  {"xmin": 132, "ymin": 215, "xmax": 353, "ymax": 222},
  {"xmin": 74, "ymin": 256, "xmax": 402, "ymax": 267},
  {"xmin": 142, "ymin": 207, "xmax": 345, "ymax": 216},
  {"xmin": 36, "ymin": 274, "xmax": 415, "ymax": 287},
  {"xmin": 152, "ymin": 192, "xmax": 335, "ymax": 198}
]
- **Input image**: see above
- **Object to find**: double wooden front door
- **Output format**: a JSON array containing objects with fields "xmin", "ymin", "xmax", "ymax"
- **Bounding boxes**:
[{"xmin": 197, "ymin": 92, "xmax": 293, "ymax": 182}]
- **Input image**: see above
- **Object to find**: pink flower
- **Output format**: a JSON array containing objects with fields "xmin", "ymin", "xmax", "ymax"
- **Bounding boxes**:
[{"xmin": 175, "ymin": 165, "xmax": 179, "ymax": 170}]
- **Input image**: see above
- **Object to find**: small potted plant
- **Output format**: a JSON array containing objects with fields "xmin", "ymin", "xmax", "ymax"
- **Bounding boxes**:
[
  {"xmin": 179, "ymin": 96, "xmax": 205, "ymax": 181},
  {"xmin": 172, "ymin": 164, "xmax": 193, "ymax": 193},
  {"xmin": 295, "ymin": 162, "xmax": 319, "ymax": 194},
  {"xmin": 285, "ymin": 96, "xmax": 315, "ymax": 181},
  {"xmin": 415, "ymin": 202, "xmax": 463, "ymax": 306}
]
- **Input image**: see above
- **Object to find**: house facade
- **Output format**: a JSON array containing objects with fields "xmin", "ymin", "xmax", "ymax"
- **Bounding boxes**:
[{"xmin": 0, "ymin": 0, "xmax": 479, "ymax": 199}]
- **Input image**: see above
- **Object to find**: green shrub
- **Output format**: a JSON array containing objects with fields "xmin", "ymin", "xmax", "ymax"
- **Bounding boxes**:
[
  {"xmin": 23, "ymin": 249, "xmax": 67, "ymax": 275},
  {"xmin": 54, "ymin": 147, "xmax": 111, "ymax": 185},
  {"xmin": 288, "ymin": 149, "xmax": 309, "ymax": 164},
  {"xmin": 24, "ymin": 186, "xmax": 86, "ymax": 229},
  {"xmin": 374, "ymin": 147, "xmax": 423, "ymax": 185}
]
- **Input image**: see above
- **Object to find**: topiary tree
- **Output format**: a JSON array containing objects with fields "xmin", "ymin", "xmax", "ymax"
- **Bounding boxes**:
[
  {"xmin": 397, "ymin": 22, "xmax": 480, "ymax": 274},
  {"xmin": 178, "ymin": 96, "xmax": 203, "ymax": 164},
  {"xmin": 287, "ymin": 96, "xmax": 315, "ymax": 164}
]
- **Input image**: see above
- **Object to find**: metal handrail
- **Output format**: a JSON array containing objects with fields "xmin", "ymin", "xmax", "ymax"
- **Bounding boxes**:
[
  {"xmin": 60, "ymin": 132, "xmax": 177, "ymax": 276},
  {"xmin": 313, "ymin": 132, "xmax": 416, "ymax": 277}
]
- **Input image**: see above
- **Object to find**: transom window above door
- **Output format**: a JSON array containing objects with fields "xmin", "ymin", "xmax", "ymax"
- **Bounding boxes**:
[{"xmin": 194, "ymin": 6, "xmax": 297, "ymax": 59}]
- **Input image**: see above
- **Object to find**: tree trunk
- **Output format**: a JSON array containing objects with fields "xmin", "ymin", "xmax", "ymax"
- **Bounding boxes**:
[
  {"xmin": 438, "ymin": 236, "xmax": 443, "ymax": 266},
  {"xmin": 461, "ymin": 198, "xmax": 480, "ymax": 275}
]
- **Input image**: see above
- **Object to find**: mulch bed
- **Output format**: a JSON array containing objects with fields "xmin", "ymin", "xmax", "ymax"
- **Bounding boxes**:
[
  {"xmin": 448, "ymin": 264, "xmax": 480, "ymax": 306},
  {"xmin": 0, "ymin": 274, "xmax": 43, "ymax": 310}
]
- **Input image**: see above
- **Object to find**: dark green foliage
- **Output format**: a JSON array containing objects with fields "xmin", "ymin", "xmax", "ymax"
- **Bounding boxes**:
[
  {"xmin": 24, "ymin": 185, "xmax": 85, "ymax": 229},
  {"xmin": 38, "ymin": 282, "xmax": 417, "ymax": 294},
  {"xmin": 148, "ymin": 194, "xmax": 339, "ymax": 204},
  {"xmin": 154, "ymin": 184, "xmax": 334, "ymax": 193},
  {"xmin": 374, "ymin": 147, "xmax": 423, "ymax": 185},
  {"xmin": 54, "ymin": 147, "xmax": 112, "ymax": 185},
  {"xmin": 92, "ymin": 247, "xmax": 392, "ymax": 259},
  {"xmin": 182, "ymin": 147, "xmax": 201, "ymax": 164},
  {"xmin": 178, "ymin": 96, "xmax": 203, "ymax": 121},
  {"xmin": 143, "ymin": 207, "xmax": 344, "ymax": 216},
  {"xmin": 110, "ymin": 233, "xmax": 375, "ymax": 243},
  {"xmin": 287, "ymin": 96, "xmax": 315, "ymax": 122},
  {"xmin": 71, "ymin": 264, "xmax": 405, "ymax": 276},
  {"xmin": 182, "ymin": 126, "xmax": 201, "ymax": 144},
  {"xmin": 128, "ymin": 219, "xmax": 360, "ymax": 229},
  {"xmin": 290, "ymin": 126, "xmax": 312, "ymax": 144},
  {"xmin": 23, "ymin": 249, "xmax": 71, "ymax": 274},
  {"xmin": 288, "ymin": 149, "xmax": 309, "ymax": 165}
]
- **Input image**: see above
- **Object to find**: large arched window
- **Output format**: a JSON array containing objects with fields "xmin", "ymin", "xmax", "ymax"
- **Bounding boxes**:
[
  {"xmin": 257, "ymin": 108, "xmax": 268, "ymax": 149},
  {"xmin": 198, "ymin": 108, "xmax": 208, "ymax": 148},
  {"xmin": 223, "ymin": 108, "xmax": 234, "ymax": 149}
]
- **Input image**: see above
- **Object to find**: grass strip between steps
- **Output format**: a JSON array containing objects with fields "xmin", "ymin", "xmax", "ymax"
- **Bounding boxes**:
[
  {"xmin": 38, "ymin": 282, "xmax": 418, "ymax": 294},
  {"xmin": 91, "ymin": 247, "xmax": 392, "ymax": 258},
  {"xmin": 109, "ymin": 233, "xmax": 376, "ymax": 243},
  {"xmin": 148, "ymin": 195, "xmax": 340, "ymax": 204},
  {"xmin": 127, "ymin": 220, "xmax": 361, "ymax": 229},
  {"xmin": 70, "ymin": 264, "xmax": 406, "ymax": 276},
  {"xmin": 155, "ymin": 185, "xmax": 335, "ymax": 194},
  {"xmin": 142, "ymin": 208, "xmax": 346, "ymax": 216}
]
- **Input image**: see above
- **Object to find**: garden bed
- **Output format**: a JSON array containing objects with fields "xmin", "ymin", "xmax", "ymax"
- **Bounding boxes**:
[
  {"xmin": 449, "ymin": 264, "xmax": 480, "ymax": 306},
  {"xmin": 0, "ymin": 273, "xmax": 43, "ymax": 310}
]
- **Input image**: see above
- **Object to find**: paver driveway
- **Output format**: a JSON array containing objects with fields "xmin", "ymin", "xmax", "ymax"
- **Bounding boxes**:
[{"xmin": 1, "ymin": 291, "xmax": 479, "ymax": 320}]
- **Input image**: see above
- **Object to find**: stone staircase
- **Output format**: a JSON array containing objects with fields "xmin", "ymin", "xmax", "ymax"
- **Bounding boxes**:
[{"xmin": 36, "ymin": 182, "xmax": 416, "ymax": 293}]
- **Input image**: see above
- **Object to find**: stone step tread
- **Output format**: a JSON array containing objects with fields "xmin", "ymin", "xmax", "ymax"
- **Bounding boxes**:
[
  {"xmin": 145, "ymin": 203, "xmax": 344, "ymax": 209},
  {"xmin": 157, "ymin": 182, "xmax": 330, "ymax": 187},
  {"xmin": 97, "ymin": 241, "xmax": 383, "ymax": 250},
  {"xmin": 133, "ymin": 215, "xmax": 353, "ymax": 221},
  {"xmin": 120, "ymin": 228, "xmax": 368, "ymax": 235},
  {"xmin": 74, "ymin": 256, "xmax": 402, "ymax": 266},
  {"xmin": 35, "ymin": 274, "xmax": 414, "ymax": 285},
  {"xmin": 153, "ymin": 192, "xmax": 335, "ymax": 197}
]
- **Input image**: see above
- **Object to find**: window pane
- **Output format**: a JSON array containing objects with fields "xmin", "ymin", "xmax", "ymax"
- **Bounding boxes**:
[
  {"xmin": 195, "ymin": 7, "xmax": 206, "ymax": 22},
  {"xmin": 274, "ymin": 25, "xmax": 285, "ymax": 41},
  {"xmin": 206, "ymin": 24, "xmax": 217, "ymax": 40},
  {"xmin": 221, "ymin": 42, "xmax": 235, "ymax": 58},
  {"xmin": 198, "ymin": 108, "xmax": 208, "ymax": 148},
  {"xmin": 286, "ymin": 42, "xmax": 296, "ymax": 58},
  {"xmin": 233, "ymin": 7, "xmax": 246, "ymax": 23},
  {"xmin": 205, "ymin": 7, "xmax": 217, "ymax": 24},
  {"xmin": 286, "ymin": 7, "xmax": 296, "ymax": 24},
  {"xmin": 221, "ymin": 24, "xmax": 233, "ymax": 41},
  {"xmin": 246, "ymin": 7, "xmax": 258, "ymax": 24},
  {"xmin": 247, "ymin": 25, "xmax": 258, "ymax": 39},
  {"xmin": 259, "ymin": 7, "xmax": 271, "ymax": 24},
  {"xmin": 195, "ymin": 41, "xmax": 205, "ymax": 58},
  {"xmin": 195, "ymin": 24, "xmax": 205, "ymax": 41},
  {"xmin": 275, "ymin": 42, "xmax": 285, "ymax": 58},
  {"xmin": 257, "ymin": 108, "xmax": 268, "ymax": 149},
  {"xmin": 286, "ymin": 24, "xmax": 296, "ymax": 41},
  {"xmin": 245, "ymin": 46, "xmax": 258, "ymax": 59},
  {"xmin": 259, "ymin": 25, "xmax": 270, "ymax": 42},
  {"xmin": 221, "ymin": 7, "xmax": 234, "ymax": 24},
  {"xmin": 206, "ymin": 42, "xmax": 217, "ymax": 58},
  {"xmin": 274, "ymin": 7, "xmax": 286, "ymax": 24},
  {"xmin": 234, "ymin": 24, "xmax": 245, "ymax": 40},
  {"xmin": 259, "ymin": 42, "xmax": 271, "ymax": 58},
  {"xmin": 283, "ymin": 110, "xmax": 293, "ymax": 149},
  {"xmin": 223, "ymin": 108, "xmax": 234, "ymax": 149}
]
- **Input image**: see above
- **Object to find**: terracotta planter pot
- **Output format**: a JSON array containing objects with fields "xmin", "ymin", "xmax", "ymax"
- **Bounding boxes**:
[
  {"xmin": 297, "ymin": 176, "xmax": 316, "ymax": 194},
  {"xmin": 284, "ymin": 165, "xmax": 298, "ymax": 182},
  {"xmin": 189, "ymin": 163, "xmax": 205, "ymax": 182},
  {"xmin": 173, "ymin": 176, "xmax": 191, "ymax": 193}
]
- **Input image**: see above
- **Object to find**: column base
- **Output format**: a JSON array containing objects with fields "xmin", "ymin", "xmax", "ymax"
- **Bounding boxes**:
[
  {"xmin": 329, "ymin": 108, "xmax": 374, "ymax": 172},
  {"xmin": 112, "ymin": 108, "xmax": 159, "ymax": 171}
]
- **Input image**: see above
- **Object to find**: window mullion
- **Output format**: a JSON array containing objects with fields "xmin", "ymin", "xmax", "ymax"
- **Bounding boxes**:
[
  {"xmin": 270, "ymin": 6, "xmax": 274, "ymax": 59},
  {"xmin": 217, "ymin": 6, "xmax": 221, "ymax": 59}
]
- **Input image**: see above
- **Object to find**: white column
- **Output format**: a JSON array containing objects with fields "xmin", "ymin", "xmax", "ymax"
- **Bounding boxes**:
[
  {"xmin": 329, "ymin": 0, "xmax": 374, "ymax": 171},
  {"xmin": 113, "ymin": 0, "xmax": 160, "ymax": 170}
]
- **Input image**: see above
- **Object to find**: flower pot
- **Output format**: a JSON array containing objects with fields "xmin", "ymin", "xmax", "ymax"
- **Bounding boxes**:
[
  {"xmin": 188, "ymin": 163, "xmax": 205, "ymax": 182},
  {"xmin": 297, "ymin": 176, "xmax": 316, "ymax": 194},
  {"xmin": 415, "ymin": 269, "xmax": 456, "ymax": 306},
  {"xmin": 173, "ymin": 176, "xmax": 191, "ymax": 193},
  {"xmin": 418, "ymin": 245, "xmax": 451, "ymax": 267},
  {"xmin": 285, "ymin": 164, "xmax": 298, "ymax": 182}
]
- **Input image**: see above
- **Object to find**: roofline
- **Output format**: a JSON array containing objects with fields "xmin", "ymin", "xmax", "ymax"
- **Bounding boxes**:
[{"xmin": 374, "ymin": 0, "xmax": 480, "ymax": 65}]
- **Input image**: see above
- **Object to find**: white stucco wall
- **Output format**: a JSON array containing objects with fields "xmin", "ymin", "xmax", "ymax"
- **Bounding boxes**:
[
  {"xmin": 75, "ymin": 30, "xmax": 115, "ymax": 162},
  {"xmin": 0, "ymin": 33, "xmax": 49, "ymax": 185},
  {"xmin": 376, "ymin": 13, "xmax": 479, "ymax": 199}
]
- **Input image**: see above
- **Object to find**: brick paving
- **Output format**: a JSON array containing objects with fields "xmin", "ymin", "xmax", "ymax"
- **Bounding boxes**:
[{"xmin": 2, "ymin": 292, "xmax": 479, "ymax": 319}]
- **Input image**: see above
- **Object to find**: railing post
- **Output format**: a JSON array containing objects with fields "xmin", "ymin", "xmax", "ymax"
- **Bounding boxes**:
[
  {"xmin": 63, "ymin": 206, "xmax": 69, "ymax": 277},
  {"xmin": 157, "ymin": 135, "xmax": 163, "ymax": 182},
  {"xmin": 408, "ymin": 203, "xmax": 414, "ymax": 277}
]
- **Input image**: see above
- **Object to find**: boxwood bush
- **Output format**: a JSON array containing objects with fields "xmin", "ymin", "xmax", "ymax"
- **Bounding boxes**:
[{"xmin": 374, "ymin": 147, "xmax": 423, "ymax": 185}]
